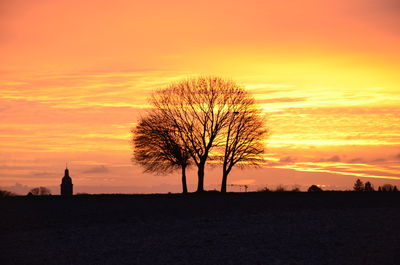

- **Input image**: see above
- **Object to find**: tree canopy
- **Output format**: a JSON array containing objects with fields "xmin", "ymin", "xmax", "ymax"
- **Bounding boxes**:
[{"xmin": 132, "ymin": 76, "xmax": 268, "ymax": 193}]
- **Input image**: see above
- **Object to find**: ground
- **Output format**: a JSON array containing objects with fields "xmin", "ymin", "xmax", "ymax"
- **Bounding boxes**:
[{"xmin": 1, "ymin": 192, "xmax": 399, "ymax": 265}]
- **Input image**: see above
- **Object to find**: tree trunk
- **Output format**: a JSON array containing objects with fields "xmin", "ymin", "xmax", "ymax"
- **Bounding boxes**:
[
  {"xmin": 196, "ymin": 162, "xmax": 205, "ymax": 192},
  {"xmin": 220, "ymin": 170, "xmax": 228, "ymax": 193},
  {"xmin": 181, "ymin": 165, "xmax": 188, "ymax": 194}
]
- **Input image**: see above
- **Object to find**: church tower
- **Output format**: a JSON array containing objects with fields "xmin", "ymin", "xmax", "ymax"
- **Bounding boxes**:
[{"xmin": 61, "ymin": 167, "xmax": 73, "ymax": 196}]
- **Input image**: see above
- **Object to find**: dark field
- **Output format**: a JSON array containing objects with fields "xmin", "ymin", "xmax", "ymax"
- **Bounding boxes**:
[{"xmin": 1, "ymin": 192, "xmax": 399, "ymax": 265}]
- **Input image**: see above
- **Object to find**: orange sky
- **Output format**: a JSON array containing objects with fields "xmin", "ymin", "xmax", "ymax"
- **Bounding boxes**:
[{"xmin": 1, "ymin": 0, "xmax": 399, "ymax": 194}]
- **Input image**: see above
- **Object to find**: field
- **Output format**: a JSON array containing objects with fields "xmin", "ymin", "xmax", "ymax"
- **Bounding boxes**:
[{"xmin": 1, "ymin": 192, "xmax": 399, "ymax": 265}]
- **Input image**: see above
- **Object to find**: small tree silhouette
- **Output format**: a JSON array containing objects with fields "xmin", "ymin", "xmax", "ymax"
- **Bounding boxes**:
[
  {"xmin": 393, "ymin": 186, "xmax": 398, "ymax": 192},
  {"xmin": 132, "ymin": 113, "xmax": 191, "ymax": 194},
  {"xmin": 218, "ymin": 91, "xmax": 267, "ymax": 193},
  {"xmin": 353, "ymin": 179, "xmax": 364, "ymax": 192},
  {"xmin": 29, "ymin": 187, "xmax": 51, "ymax": 196},
  {"xmin": 364, "ymin": 181, "xmax": 374, "ymax": 192},
  {"xmin": 307, "ymin": 185, "xmax": 323, "ymax": 192}
]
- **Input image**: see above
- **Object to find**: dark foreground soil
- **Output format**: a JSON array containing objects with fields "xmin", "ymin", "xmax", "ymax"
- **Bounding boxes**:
[{"xmin": 1, "ymin": 192, "xmax": 399, "ymax": 265}]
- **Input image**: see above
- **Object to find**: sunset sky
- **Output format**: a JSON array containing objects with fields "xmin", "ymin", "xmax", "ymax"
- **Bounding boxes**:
[{"xmin": 1, "ymin": 0, "xmax": 399, "ymax": 194}]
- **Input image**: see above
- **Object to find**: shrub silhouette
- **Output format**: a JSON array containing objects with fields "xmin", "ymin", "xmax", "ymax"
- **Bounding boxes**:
[
  {"xmin": 258, "ymin": 186, "xmax": 271, "ymax": 192},
  {"xmin": 275, "ymin": 185, "xmax": 286, "ymax": 192},
  {"xmin": 379, "ymin": 184, "xmax": 396, "ymax": 192},
  {"xmin": 307, "ymin": 185, "xmax": 323, "ymax": 192},
  {"xmin": 29, "ymin": 187, "xmax": 51, "ymax": 196},
  {"xmin": 290, "ymin": 185, "xmax": 301, "ymax": 192}
]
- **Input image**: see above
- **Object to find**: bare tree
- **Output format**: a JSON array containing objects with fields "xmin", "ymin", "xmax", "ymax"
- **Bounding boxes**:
[
  {"xmin": 29, "ymin": 187, "xmax": 51, "ymax": 196},
  {"xmin": 152, "ymin": 77, "xmax": 252, "ymax": 192},
  {"xmin": 219, "ymin": 91, "xmax": 267, "ymax": 193},
  {"xmin": 132, "ymin": 112, "xmax": 191, "ymax": 193}
]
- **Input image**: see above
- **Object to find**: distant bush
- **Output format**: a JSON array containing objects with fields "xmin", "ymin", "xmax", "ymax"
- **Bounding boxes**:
[
  {"xmin": 378, "ymin": 184, "xmax": 398, "ymax": 192},
  {"xmin": 307, "ymin": 185, "xmax": 323, "ymax": 192},
  {"xmin": 290, "ymin": 185, "xmax": 301, "ymax": 192},
  {"xmin": 257, "ymin": 186, "xmax": 271, "ymax": 192},
  {"xmin": 0, "ymin": 189, "xmax": 16, "ymax": 198},
  {"xmin": 275, "ymin": 185, "xmax": 286, "ymax": 192},
  {"xmin": 28, "ymin": 187, "xmax": 51, "ymax": 196}
]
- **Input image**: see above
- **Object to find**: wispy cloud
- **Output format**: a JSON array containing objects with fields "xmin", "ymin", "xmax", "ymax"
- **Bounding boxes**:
[
  {"xmin": 279, "ymin": 156, "xmax": 297, "ymax": 163},
  {"xmin": 83, "ymin": 165, "xmax": 109, "ymax": 174}
]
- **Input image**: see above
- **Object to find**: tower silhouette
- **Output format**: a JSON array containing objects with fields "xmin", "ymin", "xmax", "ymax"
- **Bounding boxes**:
[{"xmin": 60, "ymin": 167, "xmax": 73, "ymax": 196}]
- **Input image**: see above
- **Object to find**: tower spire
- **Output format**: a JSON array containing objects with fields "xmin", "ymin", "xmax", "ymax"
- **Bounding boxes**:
[{"xmin": 61, "ymin": 166, "xmax": 73, "ymax": 196}]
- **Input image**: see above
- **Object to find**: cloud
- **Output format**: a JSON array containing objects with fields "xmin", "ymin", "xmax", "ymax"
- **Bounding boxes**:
[
  {"xmin": 83, "ymin": 165, "xmax": 109, "ymax": 174},
  {"xmin": 371, "ymin": 158, "xmax": 387, "ymax": 163},
  {"xmin": 327, "ymin": 155, "xmax": 341, "ymax": 162},
  {"xmin": 0, "ymin": 183, "xmax": 31, "ymax": 195},
  {"xmin": 247, "ymin": 84, "xmax": 294, "ymax": 95},
  {"xmin": 317, "ymin": 155, "xmax": 341, "ymax": 162},
  {"xmin": 348, "ymin": 157, "xmax": 364, "ymax": 163},
  {"xmin": 257, "ymin": 97, "xmax": 307, "ymax": 104},
  {"xmin": 279, "ymin": 156, "xmax": 297, "ymax": 163},
  {"xmin": 31, "ymin": 171, "xmax": 53, "ymax": 177},
  {"xmin": 359, "ymin": 0, "xmax": 400, "ymax": 29}
]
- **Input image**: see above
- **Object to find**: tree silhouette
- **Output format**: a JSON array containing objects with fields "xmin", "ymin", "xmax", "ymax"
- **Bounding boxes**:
[
  {"xmin": 353, "ymin": 179, "xmax": 364, "ymax": 192},
  {"xmin": 132, "ymin": 113, "xmax": 191, "ymax": 194},
  {"xmin": 219, "ymin": 91, "xmax": 267, "ymax": 193},
  {"xmin": 364, "ymin": 181, "xmax": 374, "ymax": 192},
  {"xmin": 307, "ymin": 185, "xmax": 323, "ymax": 192},
  {"xmin": 151, "ymin": 76, "xmax": 265, "ymax": 192},
  {"xmin": 29, "ymin": 187, "xmax": 51, "ymax": 196},
  {"xmin": 393, "ymin": 185, "xmax": 398, "ymax": 192}
]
